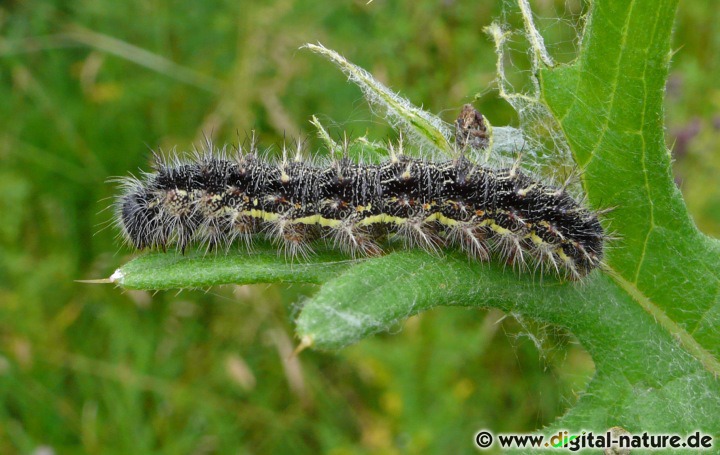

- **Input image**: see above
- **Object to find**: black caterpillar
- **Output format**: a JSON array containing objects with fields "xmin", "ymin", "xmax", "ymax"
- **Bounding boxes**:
[{"xmin": 116, "ymin": 106, "xmax": 605, "ymax": 279}]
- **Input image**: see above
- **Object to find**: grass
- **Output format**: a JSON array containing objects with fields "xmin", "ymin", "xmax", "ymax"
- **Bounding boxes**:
[{"xmin": 0, "ymin": 0, "xmax": 717, "ymax": 453}]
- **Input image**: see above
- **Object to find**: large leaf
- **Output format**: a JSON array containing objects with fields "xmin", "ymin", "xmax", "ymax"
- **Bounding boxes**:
[
  {"xmin": 108, "ymin": 0, "xmax": 720, "ymax": 440},
  {"xmin": 539, "ymin": 0, "xmax": 720, "ymax": 360}
]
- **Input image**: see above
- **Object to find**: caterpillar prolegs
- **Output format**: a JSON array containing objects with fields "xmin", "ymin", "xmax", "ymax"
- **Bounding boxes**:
[{"xmin": 115, "ymin": 106, "xmax": 605, "ymax": 280}]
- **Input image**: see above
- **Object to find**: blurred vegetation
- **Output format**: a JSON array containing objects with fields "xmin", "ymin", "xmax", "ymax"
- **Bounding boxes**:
[{"xmin": 0, "ymin": 0, "xmax": 717, "ymax": 453}]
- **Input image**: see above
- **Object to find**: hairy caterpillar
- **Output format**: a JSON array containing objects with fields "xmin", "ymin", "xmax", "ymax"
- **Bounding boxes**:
[{"xmin": 115, "ymin": 106, "xmax": 605, "ymax": 280}]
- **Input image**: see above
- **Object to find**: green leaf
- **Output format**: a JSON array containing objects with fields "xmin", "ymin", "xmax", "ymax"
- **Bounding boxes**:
[
  {"xmin": 112, "ymin": 241, "xmax": 353, "ymax": 290},
  {"xmin": 539, "ymin": 0, "xmax": 720, "ymax": 361},
  {"xmin": 531, "ymin": 0, "xmax": 720, "ymax": 433},
  {"xmin": 109, "ymin": 0, "xmax": 720, "ymax": 438},
  {"xmin": 296, "ymin": 250, "xmax": 720, "ymax": 434},
  {"xmin": 303, "ymin": 43, "xmax": 454, "ymax": 155}
]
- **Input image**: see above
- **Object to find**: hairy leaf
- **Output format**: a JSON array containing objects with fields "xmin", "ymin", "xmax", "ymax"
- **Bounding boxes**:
[{"xmin": 303, "ymin": 43, "xmax": 454, "ymax": 155}]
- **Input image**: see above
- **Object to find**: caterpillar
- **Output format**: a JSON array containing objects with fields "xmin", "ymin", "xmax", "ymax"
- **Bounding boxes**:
[{"xmin": 115, "ymin": 105, "xmax": 605, "ymax": 280}]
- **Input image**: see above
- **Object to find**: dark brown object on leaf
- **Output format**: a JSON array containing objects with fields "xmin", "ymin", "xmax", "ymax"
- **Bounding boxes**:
[{"xmin": 455, "ymin": 104, "xmax": 489, "ymax": 150}]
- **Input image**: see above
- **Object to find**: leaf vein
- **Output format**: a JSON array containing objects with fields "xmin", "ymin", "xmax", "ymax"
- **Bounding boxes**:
[
  {"xmin": 584, "ymin": 0, "xmax": 635, "ymax": 169},
  {"xmin": 633, "ymin": 4, "xmax": 663, "ymax": 284}
]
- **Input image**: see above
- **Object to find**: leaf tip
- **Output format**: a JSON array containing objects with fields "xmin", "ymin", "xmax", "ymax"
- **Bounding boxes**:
[
  {"xmin": 110, "ymin": 268, "xmax": 124, "ymax": 282},
  {"xmin": 75, "ymin": 278, "xmax": 114, "ymax": 284},
  {"xmin": 300, "ymin": 42, "xmax": 328, "ymax": 55},
  {"xmin": 291, "ymin": 335, "xmax": 314, "ymax": 358},
  {"xmin": 76, "ymin": 269, "xmax": 124, "ymax": 285}
]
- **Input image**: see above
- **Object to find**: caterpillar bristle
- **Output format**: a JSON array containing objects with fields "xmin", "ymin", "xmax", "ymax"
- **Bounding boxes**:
[{"xmin": 112, "ymin": 106, "xmax": 607, "ymax": 280}]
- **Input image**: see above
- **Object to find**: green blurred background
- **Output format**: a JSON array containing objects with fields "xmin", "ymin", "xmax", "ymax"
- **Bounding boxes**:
[{"xmin": 0, "ymin": 0, "xmax": 717, "ymax": 453}]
